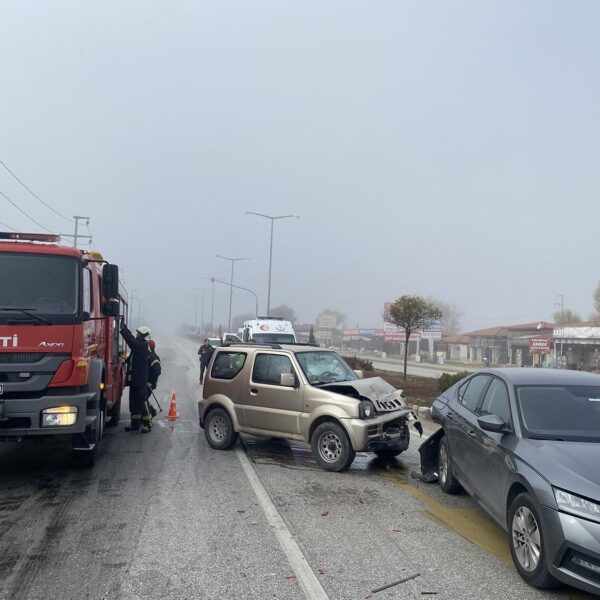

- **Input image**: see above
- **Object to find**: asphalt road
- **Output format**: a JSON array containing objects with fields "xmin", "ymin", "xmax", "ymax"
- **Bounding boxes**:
[{"xmin": 0, "ymin": 339, "xmax": 595, "ymax": 600}]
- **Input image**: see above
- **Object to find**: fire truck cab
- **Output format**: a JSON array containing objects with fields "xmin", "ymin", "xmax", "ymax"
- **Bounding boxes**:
[{"xmin": 0, "ymin": 232, "xmax": 127, "ymax": 466}]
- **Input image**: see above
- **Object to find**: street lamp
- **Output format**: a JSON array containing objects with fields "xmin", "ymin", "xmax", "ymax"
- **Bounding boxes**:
[
  {"xmin": 213, "ymin": 279, "xmax": 259, "ymax": 318},
  {"xmin": 246, "ymin": 212, "xmax": 299, "ymax": 315},
  {"xmin": 216, "ymin": 255, "xmax": 249, "ymax": 331},
  {"xmin": 202, "ymin": 277, "xmax": 225, "ymax": 336}
]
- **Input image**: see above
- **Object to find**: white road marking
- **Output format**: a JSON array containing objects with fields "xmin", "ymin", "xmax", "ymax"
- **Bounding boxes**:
[{"xmin": 235, "ymin": 448, "xmax": 330, "ymax": 600}]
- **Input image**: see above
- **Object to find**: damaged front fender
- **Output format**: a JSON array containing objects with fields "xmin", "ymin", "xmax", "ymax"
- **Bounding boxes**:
[{"xmin": 418, "ymin": 428, "xmax": 444, "ymax": 483}]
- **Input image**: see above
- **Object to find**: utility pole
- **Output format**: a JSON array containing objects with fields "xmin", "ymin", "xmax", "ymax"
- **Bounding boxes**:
[{"xmin": 60, "ymin": 215, "xmax": 92, "ymax": 247}]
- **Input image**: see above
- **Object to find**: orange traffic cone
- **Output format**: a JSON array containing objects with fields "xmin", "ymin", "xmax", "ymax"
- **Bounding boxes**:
[{"xmin": 166, "ymin": 391, "xmax": 178, "ymax": 421}]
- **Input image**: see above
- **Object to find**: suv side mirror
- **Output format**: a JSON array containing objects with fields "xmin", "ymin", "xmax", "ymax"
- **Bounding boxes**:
[
  {"xmin": 478, "ymin": 414, "xmax": 508, "ymax": 433},
  {"xmin": 102, "ymin": 300, "xmax": 120, "ymax": 318},
  {"xmin": 102, "ymin": 264, "xmax": 119, "ymax": 299},
  {"xmin": 280, "ymin": 373, "xmax": 296, "ymax": 388},
  {"xmin": 353, "ymin": 369, "xmax": 364, "ymax": 379}
]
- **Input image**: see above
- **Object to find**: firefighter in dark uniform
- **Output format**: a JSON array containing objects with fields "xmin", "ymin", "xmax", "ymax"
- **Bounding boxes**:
[
  {"xmin": 145, "ymin": 339, "xmax": 162, "ymax": 429},
  {"xmin": 121, "ymin": 323, "xmax": 151, "ymax": 433}
]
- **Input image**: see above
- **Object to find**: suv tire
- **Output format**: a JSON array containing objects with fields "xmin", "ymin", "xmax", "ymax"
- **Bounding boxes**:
[
  {"xmin": 311, "ymin": 422, "xmax": 355, "ymax": 472},
  {"xmin": 204, "ymin": 408, "xmax": 238, "ymax": 450}
]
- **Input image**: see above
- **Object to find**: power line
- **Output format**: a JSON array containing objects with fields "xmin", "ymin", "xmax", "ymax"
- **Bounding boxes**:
[
  {"xmin": 0, "ymin": 189, "xmax": 54, "ymax": 233},
  {"xmin": 0, "ymin": 219, "xmax": 18, "ymax": 231},
  {"xmin": 0, "ymin": 159, "xmax": 72, "ymax": 222}
]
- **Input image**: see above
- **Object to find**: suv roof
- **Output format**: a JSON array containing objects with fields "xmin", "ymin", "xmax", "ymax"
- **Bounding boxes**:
[{"xmin": 220, "ymin": 342, "xmax": 321, "ymax": 352}]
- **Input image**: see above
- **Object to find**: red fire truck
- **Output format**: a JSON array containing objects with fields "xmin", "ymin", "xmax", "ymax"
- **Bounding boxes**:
[{"xmin": 0, "ymin": 232, "xmax": 128, "ymax": 466}]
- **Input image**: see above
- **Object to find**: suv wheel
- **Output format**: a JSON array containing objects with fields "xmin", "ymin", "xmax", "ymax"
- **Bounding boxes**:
[
  {"xmin": 204, "ymin": 408, "xmax": 238, "ymax": 450},
  {"xmin": 311, "ymin": 422, "xmax": 355, "ymax": 472},
  {"xmin": 508, "ymin": 493, "xmax": 560, "ymax": 589}
]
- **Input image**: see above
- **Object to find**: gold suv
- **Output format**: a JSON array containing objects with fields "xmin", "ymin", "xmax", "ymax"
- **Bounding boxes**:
[{"xmin": 198, "ymin": 344, "xmax": 422, "ymax": 471}]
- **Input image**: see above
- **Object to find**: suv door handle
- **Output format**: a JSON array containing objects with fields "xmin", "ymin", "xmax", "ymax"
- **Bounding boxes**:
[
  {"xmin": 250, "ymin": 388, "xmax": 258, "ymax": 396},
  {"xmin": 467, "ymin": 429, "xmax": 476, "ymax": 437}
]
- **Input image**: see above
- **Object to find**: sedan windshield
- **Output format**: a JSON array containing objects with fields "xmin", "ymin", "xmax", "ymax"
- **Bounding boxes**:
[
  {"xmin": 295, "ymin": 351, "xmax": 357, "ymax": 385},
  {"xmin": 516, "ymin": 385, "xmax": 600, "ymax": 442},
  {"xmin": 0, "ymin": 253, "xmax": 79, "ymax": 323}
]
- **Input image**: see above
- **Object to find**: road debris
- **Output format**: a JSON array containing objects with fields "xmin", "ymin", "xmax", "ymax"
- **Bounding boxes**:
[
  {"xmin": 371, "ymin": 573, "xmax": 420, "ymax": 593},
  {"xmin": 358, "ymin": 497, "xmax": 364, "ymax": 504},
  {"xmin": 320, "ymin": 511, "xmax": 329, "ymax": 516},
  {"xmin": 421, "ymin": 593, "xmax": 438, "ymax": 596},
  {"xmin": 284, "ymin": 575, "xmax": 296, "ymax": 581},
  {"xmin": 237, "ymin": 510, "xmax": 246, "ymax": 514}
]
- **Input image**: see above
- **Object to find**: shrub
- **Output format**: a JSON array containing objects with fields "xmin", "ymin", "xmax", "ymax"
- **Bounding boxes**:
[
  {"xmin": 342, "ymin": 356, "xmax": 374, "ymax": 372},
  {"xmin": 438, "ymin": 371, "xmax": 471, "ymax": 393}
]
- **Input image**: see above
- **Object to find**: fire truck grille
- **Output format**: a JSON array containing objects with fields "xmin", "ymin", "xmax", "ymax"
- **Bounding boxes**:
[
  {"xmin": 0, "ymin": 372, "xmax": 34, "ymax": 383},
  {"xmin": 0, "ymin": 353, "xmax": 48, "ymax": 364}
]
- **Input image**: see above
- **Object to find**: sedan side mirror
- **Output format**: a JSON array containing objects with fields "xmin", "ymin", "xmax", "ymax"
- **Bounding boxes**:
[
  {"xmin": 478, "ymin": 414, "xmax": 507, "ymax": 433},
  {"xmin": 353, "ymin": 369, "xmax": 364, "ymax": 379}
]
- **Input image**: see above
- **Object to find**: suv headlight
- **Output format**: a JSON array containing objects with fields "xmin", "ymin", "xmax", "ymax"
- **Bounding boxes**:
[
  {"xmin": 554, "ymin": 488, "xmax": 600, "ymax": 523},
  {"xmin": 359, "ymin": 400, "xmax": 376, "ymax": 419}
]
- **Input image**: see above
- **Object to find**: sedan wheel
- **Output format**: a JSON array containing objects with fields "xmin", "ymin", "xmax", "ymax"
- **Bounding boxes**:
[
  {"xmin": 438, "ymin": 435, "xmax": 462, "ymax": 494},
  {"xmin": 512, "ymin": 506, "xmax": 541, "ymax": 572},
  {"xmin": 507, "ymin": 493, "xmax": 560, "ymax": 590}
]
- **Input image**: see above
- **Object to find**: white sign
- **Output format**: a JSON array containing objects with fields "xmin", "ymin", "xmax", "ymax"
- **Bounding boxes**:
[
  {"xmin": 421, "ymin": 320, "xmax": 443, "ymax": 340},
  {"xmin": 554, "ymin": 327, "xmax": 600, "ymax": 339}
]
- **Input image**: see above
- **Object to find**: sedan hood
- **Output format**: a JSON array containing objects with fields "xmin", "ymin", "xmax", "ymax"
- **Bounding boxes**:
[
  {"xmin": 320, "ymin": 377, "xmax": 408, "ymax": 412},
  {"xmin": 518, "ymin": 439, "xmax": 600, "ymax": 502}
]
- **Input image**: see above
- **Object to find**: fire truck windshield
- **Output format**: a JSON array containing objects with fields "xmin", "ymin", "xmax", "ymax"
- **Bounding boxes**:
[{"xmin": 0, "ymin": 253, "xmax": 80, "ymax": 324}]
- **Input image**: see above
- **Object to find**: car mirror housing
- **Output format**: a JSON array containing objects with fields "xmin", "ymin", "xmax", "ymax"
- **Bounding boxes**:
[
  {"xmin": 280, "ymin": 373, "xmax": 296, "ymax": 388},
  {"xmin": 353, "ymin": 369, "xmax": 364, "ymax": 379},
  {"xmin": 478, "ymin": 414, "xmax": 507, "ymax": 433}
]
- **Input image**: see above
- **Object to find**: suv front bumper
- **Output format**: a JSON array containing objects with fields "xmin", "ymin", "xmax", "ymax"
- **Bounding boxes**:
[{"xmin": 343, "ymin": 412, "xmax": 414, "ymax": 452}]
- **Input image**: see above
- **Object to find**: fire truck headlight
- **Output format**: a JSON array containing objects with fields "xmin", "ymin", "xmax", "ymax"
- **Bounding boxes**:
[{"xmin": 41, "ymin": 406, "xmax": 78, "ymax": 427}]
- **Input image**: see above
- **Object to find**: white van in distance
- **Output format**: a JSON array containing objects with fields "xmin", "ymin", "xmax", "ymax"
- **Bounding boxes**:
[{"xmin": 240, "ymin": 317, "xmax": 296, "ymax": 344}]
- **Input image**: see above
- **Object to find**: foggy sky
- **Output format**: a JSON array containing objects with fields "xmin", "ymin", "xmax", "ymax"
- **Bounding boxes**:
[{"xmin": 1, "ymin": 1, "xmax": 599, "ymax": 333}]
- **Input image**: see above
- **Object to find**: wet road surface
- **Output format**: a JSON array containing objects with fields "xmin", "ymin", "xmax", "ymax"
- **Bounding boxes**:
[{"xmin": 0, "ymin": 338, "xmax": 596, "ymax": 600}]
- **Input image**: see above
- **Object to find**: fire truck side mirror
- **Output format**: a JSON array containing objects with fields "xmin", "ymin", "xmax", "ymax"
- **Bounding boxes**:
[
  {"xmin": 102, "ymin": 300, "xmax": 120, "ymax": 318},
  {"xmin": 102, "ymin": 264, "xmax": 119, "ymax": 299}
]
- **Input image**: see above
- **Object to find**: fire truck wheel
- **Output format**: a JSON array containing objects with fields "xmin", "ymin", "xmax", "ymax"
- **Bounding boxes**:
[{"xmin": 107, "ymin": 397, "xmax": 121, "ymax": 427}]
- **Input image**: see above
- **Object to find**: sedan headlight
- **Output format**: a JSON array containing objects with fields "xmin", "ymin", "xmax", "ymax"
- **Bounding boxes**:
[
  {"xmin": 359, "ymin": 400, "xmax": 376, "ymax": 419},
  {"xmin": 554, "ymin": 488, "xmax": 600, "ymax": 523}
]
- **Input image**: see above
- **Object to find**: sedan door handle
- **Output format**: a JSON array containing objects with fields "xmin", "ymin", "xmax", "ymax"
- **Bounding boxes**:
[
  {"xmin": 250, "ymin": 388, "xmax": 258, "ymax": 396},
  {"xmin": 467, "ymin": 429, "xmax": 476, "ymax": 437}
]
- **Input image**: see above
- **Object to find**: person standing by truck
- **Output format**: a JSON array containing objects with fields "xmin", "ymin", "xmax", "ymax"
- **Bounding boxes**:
[
  {"xmin": 198, "ymin": 338, "xmax": 214, "ymax": 384},
  {"xmin": 144, "ymin": 339, "xmax": 162, "ymax": 429},
  {"xmin": 121, "ymin": 323, "xmax": 151, "ymax": 432}
]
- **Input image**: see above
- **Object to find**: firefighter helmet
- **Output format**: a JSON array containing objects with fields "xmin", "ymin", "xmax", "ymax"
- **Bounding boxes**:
[{"xmin": 136, "ymin": 325, "xmax": 151, "ymax": 337}]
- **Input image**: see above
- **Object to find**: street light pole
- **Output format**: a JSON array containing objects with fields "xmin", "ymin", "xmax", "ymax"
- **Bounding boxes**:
[
  {"xmin": 246, "ymin": 212, "xmax": 299, "ymax": 316},
  {"xmin": 213, "ymin": 279, "xmax": 259, "ymax": 318},
  {"xmin": 216, "ymin": 256, "xmax": 249, "ymax": 331}
]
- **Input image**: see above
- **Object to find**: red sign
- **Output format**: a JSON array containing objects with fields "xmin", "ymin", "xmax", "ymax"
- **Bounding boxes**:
[{"xmin": 529, "ymin": 337, "xmax": 552, "ymax": 353}]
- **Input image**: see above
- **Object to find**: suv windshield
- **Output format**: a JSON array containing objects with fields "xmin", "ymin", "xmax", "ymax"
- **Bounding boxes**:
[
  {"xmin": 295, "ymin": 351, "xmax": 357, "ymax": 385},
  {"xmin": 516, "ymin": 385, "xmax": 600, "ymax": 443},
  {"xmin": 0, "ymin": 253, "xmax": 80, "ymax": 324},
  {"xmin": 253, "ymin": 333, "xmax": 295, "ymax": 344}
]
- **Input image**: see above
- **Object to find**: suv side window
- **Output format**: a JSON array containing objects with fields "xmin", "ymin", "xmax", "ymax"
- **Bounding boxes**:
[
  {"xmin": 252, "ymin": 353, "xmax": 294, "ymax": 386},
  {"xmin": 478, "ymin": 377, "xmax": 511, "ymax": 425},
  {"xmin": 459, "ymin": 375, "xmax": 491, "ymax": 412},
  {"xmin": 211, "ymin": 352, "xmax": 246, "ymax": 380}
]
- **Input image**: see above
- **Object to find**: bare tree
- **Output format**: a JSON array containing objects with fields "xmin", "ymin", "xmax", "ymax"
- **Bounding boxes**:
[
  {"xmin": 553, "ymin": 309, "xmax": 581, "ymax": 325},
  {"xmin": 426, "ymin": 296, "xmax": 462, "ymax": 334},
  {"xmin": 386, "ymin": 296, "xmax": 442, "ymax": 380}
]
